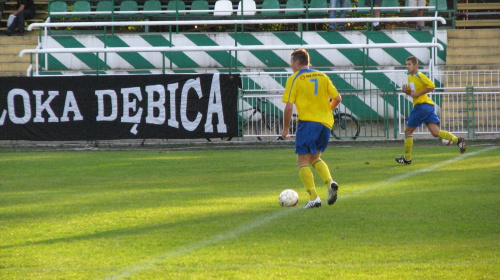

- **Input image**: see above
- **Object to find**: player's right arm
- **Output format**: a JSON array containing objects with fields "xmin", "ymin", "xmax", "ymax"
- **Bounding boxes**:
[
  {"xmin": 326, "ymin": 76, "xmax": 342, "ymax": 109},
  {"xmin": 330, "ymin": 95, "xmax": 342, "ymax": 110}
]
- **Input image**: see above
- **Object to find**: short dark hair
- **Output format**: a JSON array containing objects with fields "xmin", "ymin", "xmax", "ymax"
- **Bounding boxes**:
[
  {"xmin": 291, "ymin": 49, "xmax": 310, "ymax": 66},
  {"xmin": 406, "ymin": 56, "xmax": 418, "ymax": 65}
]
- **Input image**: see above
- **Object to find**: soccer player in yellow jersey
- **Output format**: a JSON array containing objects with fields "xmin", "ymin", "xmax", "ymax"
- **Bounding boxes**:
[
  {"xmin": 396, "ymin": 56, "xmax": 466, "ymax": 165},
  {"xmin": 281, "ymin": 49, "xmax": 343, "ymax": 209}
]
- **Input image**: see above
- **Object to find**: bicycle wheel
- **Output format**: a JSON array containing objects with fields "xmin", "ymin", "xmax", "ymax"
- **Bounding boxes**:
[{"xmin": 331, "ymin": 113, "xmax": 360, "ymax": 140}]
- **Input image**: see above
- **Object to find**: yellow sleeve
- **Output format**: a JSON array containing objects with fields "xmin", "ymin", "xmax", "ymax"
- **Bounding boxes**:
[
  {"xmin": 418, "ymin": 72, "xmax": 435, "ymax": 89},
  {"xmin": 326, "ymin": 76, "xmax": 339, "ymax": 99},
  {"xmin": 282, "ymin": 73, "xmax": 297, "ymax": 103}
]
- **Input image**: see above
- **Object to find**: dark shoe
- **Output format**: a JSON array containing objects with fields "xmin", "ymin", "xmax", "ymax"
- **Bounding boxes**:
[
  {"xmin": 6, "ymin": 30, "xmax": 13, "ymax": 36},
  {"xmin": 415, "ymin": 25, "xmax": 423, "ymax": 31},
  {"xmin": 17, "ymin": 31, "xmax": 24, "ymax": 36},
  {"xmin": 395, "ymin": 156, "xmax": 411, "ymax": 165},
  {"xmin": 457, "ymin": 137, "xmax": 466, "ymax": 154},
  {"xmin": 327, "ymin": 181, "xmax": 338, "ymax": 205},
  {"xmin": 327, "ymin": 27, "xmax": 336, "ymax": 32},
  {"xmin": 338, "ymin": 26, "xmax": 345, "ymax": 31},
  {"xmin": 373, "ymin": 24, "xmax": 382, "ymax": 31}
]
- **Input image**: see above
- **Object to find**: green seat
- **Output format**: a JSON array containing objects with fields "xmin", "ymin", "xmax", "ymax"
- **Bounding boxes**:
[
  {"xmin": 191, "ymin": 0, "xmax": 210, "ymax": 17},
  {"xmin": 73, "ymin": 1, "xmax": 91, "ymax": 19},
  {"xmin": 143, "ymin": 0, "xmax": 162, "ymax": 17},
  {"xmin": 381, "ymin": 0, "xmax": 399, "ymax": 13},
  {"xmin": 119, "ymin": 0, "xmax": 139, "ymax": 18},
  {"xmin": 261, "ymin": 0, "xmax": 280, "ymax": 16},
  {"xmin": 95, "ymin": 1, "xmax": 114, "ymax": 18},
  {"xmin": 429, "ymin": 0, "xmax": 448, "ymax": 12},
  {"xmin": 49, "ymin": 1, "xmax": 68, "ymax": 19},
  {"xmin": 285, "ymin": 0, "xmax": 303, "ymax": 16},
  {"xmin": 167, "ymin": 0, "xmax": 186, "ymax": 13},
  {"xmin": 308, "ymin": 0, "xmax": 327, "ymax": 16}
]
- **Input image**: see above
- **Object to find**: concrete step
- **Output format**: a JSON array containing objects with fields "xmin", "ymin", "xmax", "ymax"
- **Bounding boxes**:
[
  {"xmin": 455, "ymin": 19, "xmax": 500, "ymax": 28},
  {"xmin": 0, "ymin": 35, "xmax": 38, "ymax": 76},
  {"xmin": 447, "ymin": 29, "xmax": 500, "ymax": 40},
  {"xmin": 0, "ymin": 71, "xmax": 26, "ymax": 77},
  {"xmin": 445, "ymin": 65, "xmax": 500, "ymax": 71},
  {"xmin": 0, "ymin": 53, "xmax": 32, "ymax": 63},
  {"xmin": 0, "ymin": 35, "xmax": 38, "ymax": 45},
  {"xmin": 446, "ymin": 55, "xmax": 500, "ymax": 66},
  {"xmin": 447, "ymin": 47, "xmax": 500, "ymax": 57},
  {"xmin": 1, "ymin": 44, "xmax": 39, "ymax": 55},
  {"xmin": 447, "ymin": 38, "xmax": 500, "ymax": 48},
  {"xmin": 0, "ymin": 62, "xmax": 32, "ymax": 72}
]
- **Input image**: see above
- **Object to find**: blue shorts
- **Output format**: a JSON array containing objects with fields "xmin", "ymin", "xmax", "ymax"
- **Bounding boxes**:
[
  {"xmin": 407, "ymin": 103, "xmax": 440, "ymax": 128},
  {"xmin": 295, "ymin": 121, "xmax": 331, "ymax": 155}
]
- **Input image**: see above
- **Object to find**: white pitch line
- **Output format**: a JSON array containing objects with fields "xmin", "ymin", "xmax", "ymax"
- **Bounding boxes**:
[{"xmin": 105, "ymin": 146, "xmax": 497, "ymax": 280}]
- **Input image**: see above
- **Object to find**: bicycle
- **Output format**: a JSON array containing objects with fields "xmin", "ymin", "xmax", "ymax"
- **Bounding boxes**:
[
  {"xmin": 331, "ymin": 107, "xmax": 360, "ymax": 140},
  {"xmin": 206, "ymin": 97, "xmax": 281, "ymax": 141}
]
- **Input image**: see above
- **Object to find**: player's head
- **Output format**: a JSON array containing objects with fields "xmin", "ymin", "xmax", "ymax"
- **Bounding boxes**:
[
  {"xmin": 290, "ymin": 49, "xmax": 310, "ymax": 72},
  {"xmin": 406, "ymin": 56, "xmax": 418, "ymax": 74}
]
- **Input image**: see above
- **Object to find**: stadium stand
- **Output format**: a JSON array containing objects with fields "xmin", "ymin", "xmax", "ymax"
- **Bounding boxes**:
[{"xmin": 456, "ymin": 2, "xmax": 500, "ymax": 28}]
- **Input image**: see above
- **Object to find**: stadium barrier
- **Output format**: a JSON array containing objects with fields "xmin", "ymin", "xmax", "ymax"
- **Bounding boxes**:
[
  {"xmin": 240, "ymin": 71, "xmax": 500, "ymax": 140},
  {"xmin": 20, "ymin": 14, "xmax": 499, "ymax": 139},
  {"xmin": 24, "ymin": 15, "xmax": 445, "ymax": 76},
  {"xmin": 398, "ymin": 89, "xmax": 500, "ymax": 137}
]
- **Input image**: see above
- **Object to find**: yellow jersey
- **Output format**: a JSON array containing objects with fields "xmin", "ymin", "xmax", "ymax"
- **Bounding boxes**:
[
  {"xmin": 282, "ymin": 69, "xmax": 339, "ymax": 129},
  {"xmin": 408, "ymin": 72, "xmax": 435, "ymax": 106}
]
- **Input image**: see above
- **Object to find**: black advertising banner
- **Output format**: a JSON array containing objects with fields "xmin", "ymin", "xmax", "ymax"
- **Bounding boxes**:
[{"xmin": 0, "ymin": 74, "xmax": 240, "ymax": 141}]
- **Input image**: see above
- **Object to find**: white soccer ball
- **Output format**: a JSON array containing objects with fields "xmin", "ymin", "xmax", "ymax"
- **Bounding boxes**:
[
  {"xmin": 441, "ymin": 138, "xmax": 453, "ymax": 146},
  {"xmin": 279, "ymin": 189, "xmax": 299, "ymax": 207}
]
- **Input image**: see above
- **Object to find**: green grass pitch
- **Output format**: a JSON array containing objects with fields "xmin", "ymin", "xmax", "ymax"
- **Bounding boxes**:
[{"xmin": 1, "ymin": 144, "xmax": 499, "ymax": 279}]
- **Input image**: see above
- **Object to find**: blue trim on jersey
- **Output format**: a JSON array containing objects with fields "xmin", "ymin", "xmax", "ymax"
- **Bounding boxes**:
[{"xmin": 286, "ymin": 69, "xmax": 319, "ymax": 102}]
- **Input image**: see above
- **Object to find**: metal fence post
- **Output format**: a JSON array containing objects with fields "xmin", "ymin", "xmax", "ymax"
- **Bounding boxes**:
[
  {"xmin": 393, "ymin": 88, "xmax": 398, "ymax": 139},
  {"xmin": 466, "ymin": 86, "xmax": 475, "ymax": 139}
]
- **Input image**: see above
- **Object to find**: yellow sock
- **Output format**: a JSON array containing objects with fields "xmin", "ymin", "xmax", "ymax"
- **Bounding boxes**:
[
  {"xmin": 404, "ymin": 136, "xmax": 413, "ymax": 161},
  {"xmin": 438, "ymin": 130, "xmax": 458, "ymax": 143},
  {"xmin": 299, "ymin": 165, "xmax": 318, "ymax": 200},
  {"xmin": 312, "ymin": 159, "xmax": 333, "ymax": 185}
]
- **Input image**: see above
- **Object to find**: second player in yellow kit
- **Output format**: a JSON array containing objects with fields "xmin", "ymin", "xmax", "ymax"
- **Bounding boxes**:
[{"xmin": 396, "ymin": 56, "xmax": 466, "ymax": 165}]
